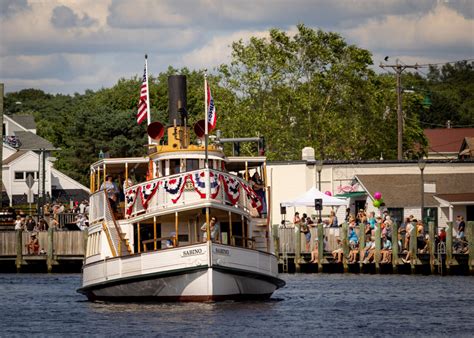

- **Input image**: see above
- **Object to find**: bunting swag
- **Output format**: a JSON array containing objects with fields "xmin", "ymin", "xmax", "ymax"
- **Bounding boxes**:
[
  {"xmin": 242, "ymin": 183, "xmax": 263, "ymax": 212},
  {"xmin": 191, "ymin": 171, "xmax": 220, "ymax": 199},
  {"xmin": 163, "ymin": 176, "xmax": 187, "ymax": 203},
  {"xmin": 220, "ymin": 174, "xmax": 241, "ymax": 205},
  {"xmin": 139, "ymin": 181, "xmax": 160, "ymax": 209},
  {"xmin": 125, "ymin": 187, "xmax": 138, "ymax": 216}
]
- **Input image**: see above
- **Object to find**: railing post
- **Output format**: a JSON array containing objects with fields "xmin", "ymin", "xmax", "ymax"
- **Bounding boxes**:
[
  {"xmin": 467, "ymin": 221, "xmax": 474, "ymax": 275},
  {"xmin": 409, "ymin": 222, "xmax": 417, "ymax": 274},
  {"xmin": 317, "ymin": 223, "xmax": 324, "ymax": 273},
  {"xmin": 15, "ymin": 230, "xmax": 23, "ymax": 272},
  {"xmin": 295, "ymin": 223, "xmax": 301, "ymax": 272},
  {"xmin": 342, "ymin": 222, "xmax": 349, "ymax": 272},
  {"xmin": 47, "ymin": 227, "xmax": 54, "ymax": 273},
  {"xmin": 375, "ymin": 222, "xmax": 381, "ymax": 273},
  {"xmin": 429, "ymin": 221, "xmax": 436, "ymax": 274},
  {"xmin": 392, "ymin": 222, "xmax": 399, "ymax": 272}
]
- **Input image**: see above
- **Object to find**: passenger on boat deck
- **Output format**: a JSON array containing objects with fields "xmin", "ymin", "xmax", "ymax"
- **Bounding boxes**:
[
  {"xmin": 100, "ymin": 175, "xmax": 120, "ymax": 212},
  {"xmin": 201, "ymin": 217, "xmax": 220, "ymax": 242},
  {"xmin": 250, "ymin": 172, "xmax": 266, "ymax": 217}
]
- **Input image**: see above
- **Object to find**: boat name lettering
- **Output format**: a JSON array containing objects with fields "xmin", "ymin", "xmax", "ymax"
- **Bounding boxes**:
[
  {"xmin": 181, "ymin": 248, "xmax": 205, "ymax": 257},
  {"xmin": 214, "ymin": 248, "xmax": 230, "ymax": 256}
]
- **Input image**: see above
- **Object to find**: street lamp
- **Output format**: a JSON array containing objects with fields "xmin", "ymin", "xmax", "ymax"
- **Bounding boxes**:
[
  {"xmin": 316, "ymin": 160, "xmax": 323, "ymax": 191},
  {"xmin": 418, "ymin": 158, "xmax": 426, "ymax": 225}
]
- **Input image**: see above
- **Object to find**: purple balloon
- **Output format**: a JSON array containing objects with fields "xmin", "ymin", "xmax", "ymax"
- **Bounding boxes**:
[
  {"xmin": 374, "ymin": 192, "xmax": 382, "ymax": 200},
  {"xmin": 325, "ymin": 191, "xmax": 332, "ymax": 196}
]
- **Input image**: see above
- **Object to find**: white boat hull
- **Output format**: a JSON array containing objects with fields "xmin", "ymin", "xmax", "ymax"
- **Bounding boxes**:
[{"xmin": 78, "ymin": 242, "xmax": 284, "ymax": 301}]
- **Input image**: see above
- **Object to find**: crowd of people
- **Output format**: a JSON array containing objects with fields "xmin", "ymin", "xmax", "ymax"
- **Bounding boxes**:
[{"xmin": 285, "ymin": 209, "xmax": 469, "ymax": 264}]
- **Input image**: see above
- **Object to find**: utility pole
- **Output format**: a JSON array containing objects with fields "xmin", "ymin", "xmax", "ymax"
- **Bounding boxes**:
[{"xmin": 380, "ymin": 60, "xmax": 422, "ymax": 160}]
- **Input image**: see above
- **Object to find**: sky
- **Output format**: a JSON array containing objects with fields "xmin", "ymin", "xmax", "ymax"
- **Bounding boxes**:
[{"xmin": 1, "ymin": 0, "xmax": 473, "ymax": 94}]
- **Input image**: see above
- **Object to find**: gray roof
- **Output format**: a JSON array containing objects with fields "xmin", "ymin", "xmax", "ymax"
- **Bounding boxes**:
[
  {"xmin": 356, "ymin": 173, "xmax": 474, "ymax": 208},
  {"xmin": 2, "ymin": 150, "xmax": 28, "ymax": 165},
  {"xmin": 10, "ymin": 115, "xmax": 37, "ymax": 129},
  {"xmin": 13, "ymin": 131, "xmax": 56, "ymax": 151}
]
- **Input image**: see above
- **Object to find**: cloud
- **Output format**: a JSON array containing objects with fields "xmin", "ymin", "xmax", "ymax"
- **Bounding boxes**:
[
  {"xmin": 0, "ymin": 0, "xmax": 30, "ymax": 18},
  {"xmin": 51, "ymin": 5, "xmax": 98, "ymax": 28},
  {"xmin": 346, "ymin": 3, "xmax": 474, "ymax": 59}
]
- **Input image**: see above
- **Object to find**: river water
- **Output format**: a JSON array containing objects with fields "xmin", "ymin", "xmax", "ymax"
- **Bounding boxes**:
[{"xmin": 0, "ymin": 273, "xmax": 473, "ymax": 337}]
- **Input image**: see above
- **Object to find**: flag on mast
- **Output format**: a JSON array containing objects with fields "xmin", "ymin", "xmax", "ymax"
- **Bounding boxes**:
[
  {"xmin": 137, "ymin": 58, "xmax": 149, "ymax": 125},
  {"xmin": 206, "ymin": 81, "xmax": 217, "ymax": 131}
]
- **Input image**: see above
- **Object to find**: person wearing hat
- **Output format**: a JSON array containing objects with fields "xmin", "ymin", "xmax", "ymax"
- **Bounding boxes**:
[{"xmin": 26, "ymin": 233, "xmax": 40, "ymax": 255}]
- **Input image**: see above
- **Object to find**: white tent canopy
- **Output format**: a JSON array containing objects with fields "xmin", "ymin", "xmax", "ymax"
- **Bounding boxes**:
[{"xmin": 281, "ymin": 187, "xmax": 347, "ymax": 207}]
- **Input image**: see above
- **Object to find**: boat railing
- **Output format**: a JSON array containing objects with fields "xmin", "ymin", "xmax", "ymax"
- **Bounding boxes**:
[
  {"xmin": 124, "ymin": 169, "xmax": 259, "ymax": 218},
  {"xmin": 89, "ymin": 190, "xmax": 106, "ymax": 223}
]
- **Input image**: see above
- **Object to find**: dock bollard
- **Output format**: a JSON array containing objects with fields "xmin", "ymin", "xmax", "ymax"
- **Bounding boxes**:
[
  {"xmin": 409, "ymin": 221, "xmax": 417, "ymax": 274},
  {"xmin": 295, "ymin": 223, "xmax": 301, "ymax": 272},
  {"xmin": 341, "ymin": 223, "xmax": 349, "ymax": 272},
  {"xmin": 392, "ymin": 222, "xmax": 399, "ymax": 272},
  {"xmin": 15, "ymin": 230, "xmax": 23, "ymax": 272},
  {"xmin": 375, "ymin": 222, "xmax": 381, "ymax": 273},
  {"xmin": 47, "ymin": 227, "xmax": 54, "ymax": 273},
  {"xmin": 317, "ymin": 223, "xmax": 324, "ymax": 273},
  {"xmin": 272, "ymin": 224, "xmax": 280, "ymax": 258},
  {"xmin": 429, "ymin": 221, "xmax": 436, "ymax": 274},
  {"xmin": 468, "ymin": 221, "xmax": 474, "ymax": 275},
  {"xmin": 359, "ymin": 223, "xmax": 365, "ymax": 271}
]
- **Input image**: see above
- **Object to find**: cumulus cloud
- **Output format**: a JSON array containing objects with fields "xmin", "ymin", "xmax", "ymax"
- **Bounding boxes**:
[
  {"xmin": 51, "ymin": 5, "xmax": 98, "ymax": 28},
  {"xmin": 0, "ymin": 0, "xmax": 30, "ymax": 18},
  {"xmin": 346, "ymin": 4, "xmax": 474, "ymax": 58}
]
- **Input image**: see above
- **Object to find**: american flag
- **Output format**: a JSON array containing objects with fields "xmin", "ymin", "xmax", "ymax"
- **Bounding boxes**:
[
  {"xmin": 207, "ymin": 82, "xmax": 217, "ymax": 130},
  {"xmin": 137, "ymin": 62, "xmax": 148, "ymax": 125}
]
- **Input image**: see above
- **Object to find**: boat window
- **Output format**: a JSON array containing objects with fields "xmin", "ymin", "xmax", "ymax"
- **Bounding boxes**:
[
  {"xmin": 170, "ymin": 159, "xmax": 180, "ymax": 175},
  {"xmin": 186, "ymin": 159, "xmax": 199, "ymax": 171},
  {"xmin": 160, "ymin": 161, "xmax": 166, "ymax": 177}
]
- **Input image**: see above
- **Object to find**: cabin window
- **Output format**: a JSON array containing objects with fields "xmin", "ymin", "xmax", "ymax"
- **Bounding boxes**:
[
  {"xmin": 15, "ymin": 172, "xmax": 25, "ymax": 180},
  {"xmin": 186, "ymin": 159, "xmax": 199, "ymax": 172},
  {"xmin": 170, "ymin": 159, "xmax": 180, "ymax": 175}
]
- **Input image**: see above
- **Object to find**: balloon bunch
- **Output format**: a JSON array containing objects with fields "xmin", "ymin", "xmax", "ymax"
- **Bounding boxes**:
[{"xmin": 373, "ymin": 191, "xmax": 383, "ymax": 208}]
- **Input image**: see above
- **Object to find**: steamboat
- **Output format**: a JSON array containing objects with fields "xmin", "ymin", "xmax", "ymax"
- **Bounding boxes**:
[{"xmin": 77, "ymin": 75, "xmax": 285, "ymax": 301}]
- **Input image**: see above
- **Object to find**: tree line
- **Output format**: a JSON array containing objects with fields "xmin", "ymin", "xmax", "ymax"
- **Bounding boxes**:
[{"xmin": 4, "ymin": 25, "xmax": 473, "ymax": 186}]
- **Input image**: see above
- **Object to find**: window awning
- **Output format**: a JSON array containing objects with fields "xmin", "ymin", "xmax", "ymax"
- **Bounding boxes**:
[{"xmin": 335, "ymin": 191, "xmax": 367, "ymax": 198}]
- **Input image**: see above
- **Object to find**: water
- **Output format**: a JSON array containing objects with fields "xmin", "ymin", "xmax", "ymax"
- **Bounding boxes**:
[{"xmin": 0, "ymin": 273, "xmax": 473, "ymax": 337}]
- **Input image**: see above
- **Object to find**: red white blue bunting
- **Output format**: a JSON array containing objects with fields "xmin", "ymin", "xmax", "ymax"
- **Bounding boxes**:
[
  {"xmin": 163, "ymin": 176, "xmax": 188, "ymax": 203},
  {"xmin": 139, "ymin": 181, "xmax": 160, "ymax": 209},
  {"xmin": 242, "ymin": 182, "xmax": 263, "ymax": 212},
  {"xmin": 125, "ymin": 187, "xmax": 138, "ymax": 215},
  {"xmin": 190, "ymin": 171, "xmax": 220, "ymax": 199},
  {"xmin": 220, "ymin": 174, "xmax": 241, "ymax": 205}
]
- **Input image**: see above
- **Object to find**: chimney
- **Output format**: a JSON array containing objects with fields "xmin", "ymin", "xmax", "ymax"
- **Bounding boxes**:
[
  {"xmin": 168, "ymin": 75, "xmax": 187, "ymax": 126},
  {"xmin": 302, "ymin": 147, "xmax": 315, "ymax": 161},
  {"xmin": 446, "ymin": 120, "xmax": 451, "ymax": 128}
]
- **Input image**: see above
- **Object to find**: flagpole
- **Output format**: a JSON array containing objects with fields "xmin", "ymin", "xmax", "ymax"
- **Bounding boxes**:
[
  {"xmin": 204, "ymin": 72, "xmax": 210, "ymax": 200},
  {"xmin": 204, "ymin": 72, "xmax": 209, "ymax": 169},
  {"xmin": 145, "ymin": 54, "xmax": 152, "ymax": 145}
]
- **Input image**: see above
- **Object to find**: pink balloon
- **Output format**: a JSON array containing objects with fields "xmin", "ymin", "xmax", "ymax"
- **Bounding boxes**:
[
  {"xmin": 325, "ymin": 191, "xmax": 332, "ymax": 196},
  {"xmin": 374, "ymin": 192, "xmax": 382, "ymax": 200}
]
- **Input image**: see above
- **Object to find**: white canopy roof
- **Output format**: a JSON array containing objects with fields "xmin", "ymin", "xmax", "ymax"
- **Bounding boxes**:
[{"xmin": 281, "ymin": 187, "xmax": 347, "ymax": 207}]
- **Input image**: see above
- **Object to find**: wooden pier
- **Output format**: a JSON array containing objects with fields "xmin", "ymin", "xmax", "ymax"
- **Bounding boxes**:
[
  {"xmin": 273, "ymin": 221, "xmax": 474, "ymax": 275},
  {"xmin": 0, "ymin": 229, "xmax": 87, "ymax": 273}
]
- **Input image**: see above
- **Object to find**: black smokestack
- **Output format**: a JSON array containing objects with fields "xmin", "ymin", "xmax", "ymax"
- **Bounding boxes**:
[{"xmin": 168, "ymin": 75, "xmax": 187, "ymax": 126}]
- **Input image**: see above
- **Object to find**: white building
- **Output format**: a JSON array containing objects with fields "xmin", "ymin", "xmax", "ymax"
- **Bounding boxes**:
[
  {"xmin": 267, "ymin": 149, "xmax": 474, "ymax": 228},
  {"xmin": 2, "ymin": 114, "xmax": 89, "ymax": 206}
]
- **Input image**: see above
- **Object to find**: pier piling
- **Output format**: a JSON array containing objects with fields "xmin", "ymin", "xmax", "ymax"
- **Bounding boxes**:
[
  {"xmin": 317, "ymin": 223, "xmax": 324, "ymax": 273},
  {"xmin": 392, "ymin": 222, "xmax": 399, "ymax": 272},
  {"xmin": 15, "ymin": 230, "xmax": 23, "ymax": 272}
]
